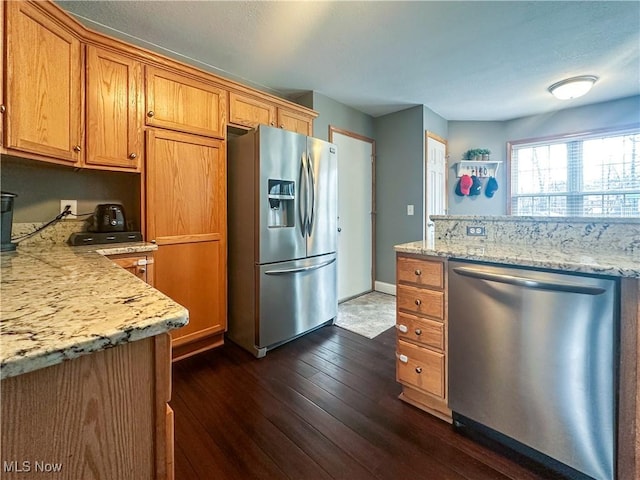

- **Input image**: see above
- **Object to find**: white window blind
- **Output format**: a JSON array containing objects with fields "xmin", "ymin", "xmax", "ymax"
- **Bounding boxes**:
[{"xmin": 510, "ymin": 129, "xmax": 640, "ymax": 217}]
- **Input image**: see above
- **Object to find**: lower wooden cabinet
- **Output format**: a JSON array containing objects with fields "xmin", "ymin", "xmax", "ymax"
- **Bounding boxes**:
[
  {"xmin": 396, "ymin": 253, "xmax": 451, "ymax": 422},
  {"xmin": 1, "ymin": 334, "xmax": 174, "ymax": 480},
  {"xmin": 109, "ymin": 252, "xmax": 154, "ymax": 286}
]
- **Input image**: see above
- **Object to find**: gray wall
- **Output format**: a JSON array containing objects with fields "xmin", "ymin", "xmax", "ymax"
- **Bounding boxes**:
[
  {"xmin": 374, "ymin": 106, "xmax": 425, "ymax": 285},
  {"xmin": 1, "ymin": 155, "xmax": 141, "ymax": 228},
  {"xmin": 298, "ymin": 91, "xmax": 375, "ymax": 141},
  {"xmin": 447, "ymin": 121, "xmax": 507, "ymax": 215},
  {"xmin": 447, "ymin": 95, "xmax": 640, "ymax": 216}
]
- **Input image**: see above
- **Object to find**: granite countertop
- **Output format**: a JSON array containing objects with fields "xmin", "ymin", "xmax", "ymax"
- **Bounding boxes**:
[
  {"xmin": 0, "ymin": 243, "xmax": 188, "ymax": 380},
  {"xmin": 395, "ymin": 240, "xmax": 640, "ymax": 278}
]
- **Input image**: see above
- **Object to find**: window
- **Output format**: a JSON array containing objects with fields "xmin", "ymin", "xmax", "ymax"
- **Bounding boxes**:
[{"xmin": 509, "ymin": 128, "xmax": 640, "ymax": 217}]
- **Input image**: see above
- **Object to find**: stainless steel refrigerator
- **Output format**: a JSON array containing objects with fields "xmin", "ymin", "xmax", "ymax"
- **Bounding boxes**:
[{"xmin": 227, "ymin": 125, "xmax": 338, "ymax": 357}]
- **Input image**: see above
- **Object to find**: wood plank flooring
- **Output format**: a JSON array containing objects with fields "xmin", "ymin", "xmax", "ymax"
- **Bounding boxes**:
[{"xmin": 171, "ymin": 325, "xmax": 564, "ymax": 479}]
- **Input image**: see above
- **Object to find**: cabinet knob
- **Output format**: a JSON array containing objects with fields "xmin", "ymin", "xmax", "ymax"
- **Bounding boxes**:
[
  {"xmin": 151, "ymin": 239, "xmax": 157, "ymax": 244},
  {"xmin": 415, "ymin": 299, "xmax": 421, "ymax": 306},
  {"xmin": 129, "ymin": 153, "xmax": 138, "ymax": 159},
  {"xmin": 270, "ymin": 121, "xmax": 275, "ymax": 126},
  {"xmin": 147, "ymin": 111, "xmax": 155, "ymax": 118},
  {"xmin": 415, "ymin": 366, "xmax": 422, "ymax": 374},
  {"xmin": 415, "ymin": 269, "xmax": 422, "ymax": 276},
  {"xmin": 73, "ymin": 145, "xmax": 82, "ymax": 152},
  {"xmin": 0, "ymin": 105, "xmax": 5, "ymax": 114},
  {"xmin": 280, "ymin": 124, "xmax": 285, "ymax": 128},
  {"xmin": 415, "ymin": 328, "xmax": 422, "ymax": 336},
  {"xmin": 139, "ymin": 267, "xmax": 146, "ymax": 273}
]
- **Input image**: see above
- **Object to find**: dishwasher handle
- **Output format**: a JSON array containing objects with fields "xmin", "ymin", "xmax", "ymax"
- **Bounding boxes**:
[{"xmin": 452, "ymin": 266, "xmax": 607, "ymax": 295}]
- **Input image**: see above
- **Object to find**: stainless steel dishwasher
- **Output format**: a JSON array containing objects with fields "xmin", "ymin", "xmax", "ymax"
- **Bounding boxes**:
[{"xmin": 448, "ymin": 260, "xmax": 618, "ymax": 480}]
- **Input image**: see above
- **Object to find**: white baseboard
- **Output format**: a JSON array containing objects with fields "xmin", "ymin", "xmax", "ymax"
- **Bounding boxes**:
[{"xmin": 374, "ymin": 281, "xmax": 396, "ymax": 296}]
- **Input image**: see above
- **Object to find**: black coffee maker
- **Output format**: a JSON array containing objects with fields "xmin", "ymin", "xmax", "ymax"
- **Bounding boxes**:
[{"xmin": 1, "ymin": 192, "xmax": 17, "ymax": 252}]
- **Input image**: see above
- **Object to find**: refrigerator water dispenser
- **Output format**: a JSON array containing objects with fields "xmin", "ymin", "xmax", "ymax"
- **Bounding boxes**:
[{"xmin": 268, "ymin": 179, "xmax": 295, "ymax": 228}]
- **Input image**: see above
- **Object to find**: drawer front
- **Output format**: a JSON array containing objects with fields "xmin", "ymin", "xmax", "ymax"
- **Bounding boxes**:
[
  {"xmin": 396, "ymin": 313, "xmax": 444, "ymax": 351},
  {"xmin": 397, "ymin": 284, "xmax": 444, "ymax": 320},
  {"xmin": 397, "ymin": 256, "xmax": 443, "ymax": 288},
  {"xmin": 396, "ymin": 340, "xmax": 445, "ymax": 398}
]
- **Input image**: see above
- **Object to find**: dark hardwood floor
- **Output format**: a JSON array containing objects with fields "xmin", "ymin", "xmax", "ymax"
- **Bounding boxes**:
[{"xmin": 171, "ymin": 325, "xmax": 564, "ymax": 480}]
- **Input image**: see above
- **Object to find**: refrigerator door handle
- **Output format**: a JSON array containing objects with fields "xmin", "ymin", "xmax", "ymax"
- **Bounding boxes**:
[
  {"xmin": 264, "ymin": 258, "xmax": 336, "ymax": 275},
  {"xmin": 307, "ymin": 152, "xmax": 316, "ymax": 235},
  {"xmin": 299, "ymin": 153, "xmax": 308, "ymax": 238}
]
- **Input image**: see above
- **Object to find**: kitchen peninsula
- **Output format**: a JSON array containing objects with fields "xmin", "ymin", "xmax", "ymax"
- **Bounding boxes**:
[
  {"xmin": 395, "ymin": 215, "xmax": 640, "ymax": 480},
  {"xmin": 0, "ymin": 243, "xmax": 188, "ymax": 479}
]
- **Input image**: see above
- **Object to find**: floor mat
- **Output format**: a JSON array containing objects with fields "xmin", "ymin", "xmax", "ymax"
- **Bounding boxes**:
[{"xmin": 335, "ymin": 291, "xmax": 396, "ymax": 339}]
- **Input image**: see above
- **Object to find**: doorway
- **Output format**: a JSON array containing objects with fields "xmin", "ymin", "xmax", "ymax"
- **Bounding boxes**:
[
  {"xmin": 329, "ymin": 126, "xmax": 375, "ymax": 303},
  {"xmin": 425, "ymin": 132, "xmax": 447, "ymax": 244}
]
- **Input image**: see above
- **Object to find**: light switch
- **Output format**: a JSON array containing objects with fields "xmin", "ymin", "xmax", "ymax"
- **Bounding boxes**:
[{"xmin": 407, "ymin": 205, "xmax": 414, "ymax": 216}]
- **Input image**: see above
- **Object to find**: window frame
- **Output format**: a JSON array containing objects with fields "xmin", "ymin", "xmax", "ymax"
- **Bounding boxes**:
[{"xmin": 506, "ymin": 124, "xmax": 640, "ymax": 217}]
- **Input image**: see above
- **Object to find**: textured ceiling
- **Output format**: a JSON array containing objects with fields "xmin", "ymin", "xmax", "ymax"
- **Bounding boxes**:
[{"xmin": 56, "ymin": 1, "xmax": 640, "ymax": 121}]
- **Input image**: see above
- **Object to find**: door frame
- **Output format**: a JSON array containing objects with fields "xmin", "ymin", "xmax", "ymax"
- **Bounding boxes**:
[
  {"xmin": 424, "ymin": 131, "xmax": 448, "ymax": 241},
  {"xmin": 328, "ymin": 125, "xmax": 376, "ymax": 297}
]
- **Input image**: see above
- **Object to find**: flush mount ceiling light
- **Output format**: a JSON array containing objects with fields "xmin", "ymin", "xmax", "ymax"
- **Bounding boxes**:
[{"xmin": 548, "ymin": 75, "xmax": 598, "ymax": 100}]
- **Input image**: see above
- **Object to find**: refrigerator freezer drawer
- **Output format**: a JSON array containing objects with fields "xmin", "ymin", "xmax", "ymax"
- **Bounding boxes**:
[{"xmin": 258, "ymin": 253, "xmax": 337, "ymax": 349}]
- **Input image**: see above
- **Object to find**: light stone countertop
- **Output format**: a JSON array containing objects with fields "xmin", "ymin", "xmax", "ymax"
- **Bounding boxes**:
[
  {"xmin": 0, "ymin": 243, "xmax": 188, "ymax": 380},
  {"xmin": 395, "ymin": 240, "xmax": 640, "ymax": 278}
]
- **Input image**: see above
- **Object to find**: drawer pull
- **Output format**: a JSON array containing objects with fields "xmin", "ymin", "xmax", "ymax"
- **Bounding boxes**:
[
  {"xmin": 396, "ymin": 353, "xmax": 408, "ymax": 364},
  {"xmin": 415, "ymin": 299, "xmax": 421, "ymax": 306},
  {"xmin": 415, "ymin": 328, "xmax": 422, "ymax": 336},
  {"xmin": 415, "ymin": 269, "xmax": 422, "ymax": 276},
  {"xmin": 396, "ymin": 324, "xmax": 408, "ymax": 333},
  {"xmin": 415, "ymin": 366, "xmax": 422, "ymax": 374}
]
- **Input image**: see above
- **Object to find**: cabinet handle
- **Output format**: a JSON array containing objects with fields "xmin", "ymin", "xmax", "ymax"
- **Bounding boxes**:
[
  {"xmin": 129, "ymin": 153, "xmax": 137, "ymax": 159},
  {"xmin": 151, "ymin": 239, "xmax": 157, "ymax": 244},
  {"xmin": 415, "ymin": 328, "xmax": 422, "ymax": 336},
  {"xmin": 147, "ymin": 111, "xmax": 155, "ymax": 117},
  {"xmin": 415, "ymin": 269, "xmax": 422, "ymax": 276},
  {"xmin": 73, "ymin": 145, "xmax": 82, "ymax": 152},
  {"xmin": 0, "ymin": 105, "xmax": 5, "ymax": 114},
  {"xmin": 415, "ymin": 366, "xmax": 422, "ymax": 374},
  {"xmin": 396, "ymin": 324, "xmax": 408, "ymax": 333},
  {"xmin": 396, "ymin": 353, "xmax": 408, "ymax": 364},
  {"xmin": 415, "ymin": 299, "xmax": 421, "ymax": 306}
]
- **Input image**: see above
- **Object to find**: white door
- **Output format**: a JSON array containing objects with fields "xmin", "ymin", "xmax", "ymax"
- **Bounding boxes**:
[
  {"xmin": 331, "ymin": 129, "xmax": 374, "ymax": 302},
  {"xmin": 425, "ymin": 132, "xmax": 447, "ymax": 244}
]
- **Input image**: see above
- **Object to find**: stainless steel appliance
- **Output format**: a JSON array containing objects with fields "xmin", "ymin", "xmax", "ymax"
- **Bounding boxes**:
[
  {"xmin": 227, "ymin": 125, "xmax": 338, "ymax": 357},
  {"xmin": 1, "ymin": 192, "xmax": 18, "ymax": 252},
  {"xmin": 448, "ymin": 260, "xmax": 617, "ymax": 480}
]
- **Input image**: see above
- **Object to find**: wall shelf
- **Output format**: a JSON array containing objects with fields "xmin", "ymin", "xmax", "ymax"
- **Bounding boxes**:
[{"xmin": 455, "ymin": 160, "xmax": 502, "ymax": 178}]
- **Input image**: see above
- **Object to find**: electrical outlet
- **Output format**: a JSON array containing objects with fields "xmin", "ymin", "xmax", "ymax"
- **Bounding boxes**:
[
  {"xmin": 466, "ymin": 225, "xmax": 486, "ymax": 236},
  {"xmin": 407, "ymin": 204, "xmax": 414, "ymax": 216},
  {"xmin": 60, "ymin": 200, "xmax": 77, "ymax": 219}
]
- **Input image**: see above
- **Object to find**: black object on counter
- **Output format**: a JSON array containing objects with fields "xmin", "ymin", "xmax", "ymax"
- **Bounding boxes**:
[
  {"xmin": 1, "ymin": 192, "xmax": 18, "ymax": 252},
  {"xmin": 89, "ymin": 204, "xmax": 126, "ymax": 232},
  {"xmin": 68, "ymin": 231, "xmax": 143, "ymax": 246}
]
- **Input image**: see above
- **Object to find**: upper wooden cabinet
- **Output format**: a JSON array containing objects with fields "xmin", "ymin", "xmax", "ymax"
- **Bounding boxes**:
[
  {"xmin": 145, "ymin": 66, "xmax": 227, "ymax": 139},
  {"xmin": 229, "ymin": 92, "xmax": 276, "ymax": 128},
  {"xmin": 4, "ymin": 1, "xmax": 83, "ymax": 164},
  {"xmin": 278, "ymin": 108, "xmax": 313, "ymax": 136},
  {"xmin": 86, "ymin": 46, "xmax": 143, "ymax": 171},
  {"xmin": 228, "ymin": 91, "xmax": 314, "ymax": 136}
]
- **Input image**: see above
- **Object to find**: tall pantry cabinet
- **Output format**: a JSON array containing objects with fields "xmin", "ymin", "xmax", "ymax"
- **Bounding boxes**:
[{"xmin": 146, "ymin": 129, "xmax": 227, "ymax": 360}]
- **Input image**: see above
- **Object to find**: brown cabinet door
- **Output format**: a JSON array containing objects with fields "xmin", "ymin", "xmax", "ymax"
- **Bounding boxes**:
[
  {"xmin": 145, "ymin": 66, "xmax": 226, "ymax": 138},
  {"xmin": 229, "ymin": 92, "xmax": 276, "ymax": 129},
  {"xmin": 146, "ymin": 129, "xmax": 227, "ymax": 347},
  {"xmin": 86, "ymin": 46, "xmax": 143, "ymax": 171},
  {"xmin": 277, "ymin": 108, "xmax": 313, "ymax": 136},
  {"xmin": 5, "ymin": 2, "xmax": 83, "ymax": 163}
]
